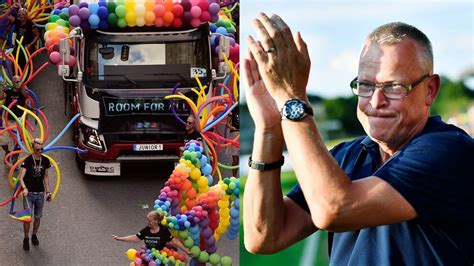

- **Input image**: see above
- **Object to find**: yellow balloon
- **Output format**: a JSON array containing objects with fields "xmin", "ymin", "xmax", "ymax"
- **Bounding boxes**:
[
  {"xmin": 125, "ymin": 248, "xmax": 137, "ymax": 261},
  {"xmin": 125, "ymin": 12, "xmax": 137, "ymax": 26}
]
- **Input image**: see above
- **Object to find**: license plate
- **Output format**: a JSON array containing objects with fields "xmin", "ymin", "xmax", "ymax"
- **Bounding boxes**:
[
  {"xmin": 134, "ymin": 144, "xmax": 163, "ymax": 151},
  {"xmin": 85, "ymin": 162, "xmax": 121, "ymax": 176}
]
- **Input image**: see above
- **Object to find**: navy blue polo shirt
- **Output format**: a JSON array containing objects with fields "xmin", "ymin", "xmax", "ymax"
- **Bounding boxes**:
[{"xmin": 287, "ymin": 116, "xmax": 474, "ymax": 265}]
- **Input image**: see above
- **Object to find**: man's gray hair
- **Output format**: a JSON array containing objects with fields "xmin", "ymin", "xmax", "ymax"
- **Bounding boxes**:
[{"xmin": 367, "ymin": 22, "xmax": 433, "ymax": 72}]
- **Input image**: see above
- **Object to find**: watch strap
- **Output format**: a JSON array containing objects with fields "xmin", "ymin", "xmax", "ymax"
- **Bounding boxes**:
[{"xmin": 248, "ymin": 156, "xmax": 285, "ymax": 171}]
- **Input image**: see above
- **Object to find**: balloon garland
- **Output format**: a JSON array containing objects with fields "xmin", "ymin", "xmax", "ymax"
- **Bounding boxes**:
[{"xmin": 125, "ymin": 140, "xmax": 239, "ymax": 266}]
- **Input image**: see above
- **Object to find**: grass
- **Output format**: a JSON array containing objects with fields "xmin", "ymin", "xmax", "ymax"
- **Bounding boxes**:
[{"xmin": 240, "ymin": 171, "xmax": 329, "ymax": 266}]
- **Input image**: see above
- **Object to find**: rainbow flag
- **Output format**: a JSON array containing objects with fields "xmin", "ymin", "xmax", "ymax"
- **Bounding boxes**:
[{"xmin": 9, "ymin": 209, "xmax": 32, "ymax": 223}]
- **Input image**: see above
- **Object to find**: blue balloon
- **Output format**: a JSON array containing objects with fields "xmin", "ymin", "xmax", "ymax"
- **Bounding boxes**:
[
  {"xmin": 216, "ymin": 26, "xmax": 227, "ymax": 36},
  {"xmin": 89, "ymin": 14, "xmax": 100, "ymax": 28},
  {"xmin": 202, "ymin": 164, "xmax": 212, "ymax": 176},
  {"xmin": 89, "ymin": 3, "xmax": 100, "ymax": 14}
]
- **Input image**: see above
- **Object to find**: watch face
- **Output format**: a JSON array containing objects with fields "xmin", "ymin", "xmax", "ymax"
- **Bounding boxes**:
[{"xmin": 283, "ymin": 99, "xmax": 305, "ymax": 120}]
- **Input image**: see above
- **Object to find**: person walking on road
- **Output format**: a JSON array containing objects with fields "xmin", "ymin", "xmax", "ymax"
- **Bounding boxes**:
[{"xmin": 18, "ymin": 138, "xmax": 52, "ymax": 250}]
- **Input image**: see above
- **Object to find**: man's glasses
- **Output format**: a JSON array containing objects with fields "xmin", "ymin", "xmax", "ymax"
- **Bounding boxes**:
[
  {"xmin": 350, "ymin": 74, "xmax": 430, "ymax": 100},
  {"xmin": 186, "ymin": 121, "xmax": 194, "ymax": 125},
  {"xmin": 35, "ymin": 148, "xmax": 43, "ymax": 152}
]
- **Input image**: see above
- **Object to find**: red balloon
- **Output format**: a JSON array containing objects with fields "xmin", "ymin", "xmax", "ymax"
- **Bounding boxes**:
[
  {"xmin": 172, "ymin": 18, "xmax": 183, "ymax": 28},
  {"xmin": 199, "ymin": 10, "xmax": 210, "ymax": 22},
  {"xmin": 171, "ymin": 4, "xmax": 184, "ymax": 17},
  {"xmin": 197, "ymin": 0, "xmax": 208, "ymax": 11}
]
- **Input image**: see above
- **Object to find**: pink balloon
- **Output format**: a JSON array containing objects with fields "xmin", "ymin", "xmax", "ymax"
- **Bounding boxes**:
[
  {"xmin": 154, "ymin": 4, "xmax": 165, "ymax": 17},
  {"xmin": 66, "ymin": 55, "xmax": 77, "ymax": 67},
  {"xmin": 190, "ymin": 18, "xmax": 201, "ymax": 27},
  {"xmin": 154, "ymin": 17, "xmax": 164, "ymax": 27},
  {"xmin": 49, "ymin": 51, "xmax": 61, "ymax": 64},
  {"xmin": 190, "ymin": 6, "xmax": 201, "ymax": 18}
]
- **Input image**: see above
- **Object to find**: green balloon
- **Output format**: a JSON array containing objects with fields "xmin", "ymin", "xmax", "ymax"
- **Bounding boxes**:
[
  {"xmin": 183, "ymin": 237, "xmax": 194, "ymax": 248},
  {"xmin": 190, "ymin": 246, "xmax": 201, "ymax": 257},
  {"xmin": 198, "ymin": 251, "xmax": 209, "ymax": 263},
  {"xmin": 65, "ymin": 21, "xmax": 70, "ymax": 28},
  {"xmin": 106, "ymin": 2, "xmax": 117, "ymax": 13},
  {"xmin": 209, "ymin": 254, "xmax": 221, "ymax": 265},
  {"xmin": 117, "ymin": 18, "xmax": 127, "ymax": 28},
  {"xmin": 116, "ymin": 0, "xmax": 125, "ymax": 5},
  {"xmin": 59, "ymin": 13, "xmax": 69, "ymax": 20},
  {"xmin": 56, "ymin": 19, "xmax": 67, "ymax": 27},
  {"xmin": 115, "ymin": 5, "xmax": 127, "ymax": 18},
  {"xmin": 221, "ymin": 256, "xmax": 232, "ymax": 266},
  {"xmin": 107, "ymin": 13, "xmax": 118, "ymax": 26},
  {"xmin": 178, "ymin": 230, "xmax": 189, "ymax": 239},
  {"xmin": 49, "ymin": 15, "xmax": 59, "ymax": 23}
]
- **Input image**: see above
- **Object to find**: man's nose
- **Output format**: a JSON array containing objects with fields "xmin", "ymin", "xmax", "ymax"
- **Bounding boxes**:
[{"xmin": 369, "ymin": 87, "xmax": 389, "ymax": 108}]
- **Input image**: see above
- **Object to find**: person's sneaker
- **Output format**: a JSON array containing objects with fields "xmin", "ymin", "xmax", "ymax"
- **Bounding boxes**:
[
  {"xmin": 31, "ymin": 235, "xmax": 39, "ymax": 246},
  {"xmin": 23, "ymin": 238, "xmax": 29, "ymax": 250}
]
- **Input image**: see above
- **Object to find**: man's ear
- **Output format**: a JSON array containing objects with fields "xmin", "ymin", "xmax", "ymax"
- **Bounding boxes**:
[{"xmin": 425, "ymin": 74, "xmax": 440, "ymax": 106}]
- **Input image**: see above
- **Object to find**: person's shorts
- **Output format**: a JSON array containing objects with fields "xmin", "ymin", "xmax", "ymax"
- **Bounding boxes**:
[
  {"xmin": 23, "ymin": 192, "xmax": 45, "ymax": 219},
  {"xmin": 229, "ymin": 131, "xmax": 239, "ymax": 156}
]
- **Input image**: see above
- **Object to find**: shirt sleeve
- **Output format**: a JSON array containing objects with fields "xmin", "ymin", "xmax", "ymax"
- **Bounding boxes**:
[
  {"xmin": 136, "ymin": 227, "xmax": 147, "ymax": 240},
  {"xmin": 375, "ymin": 132, "xmax": 474, "ymax": 223},
  {"xmin": 43, "ymin": 156, "xmax": 51, "ymax": 169}
]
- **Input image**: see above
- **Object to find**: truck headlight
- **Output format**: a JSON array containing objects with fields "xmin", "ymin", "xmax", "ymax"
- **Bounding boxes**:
[{"xmin": 80, "ymin": 125, "xmax": 104, "ymax": 151}]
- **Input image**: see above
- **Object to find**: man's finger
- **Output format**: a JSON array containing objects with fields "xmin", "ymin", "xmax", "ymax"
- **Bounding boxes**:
[
  {"xmin": 271, "ymin": 14, "xmax": 297, "ymax": 52},
  {"xmin": 246, "ymin": 35, "xmax": 268, "ymax": 65},
  {"xmin": 252, "ymin": 15, "xmax": 276, "ymax": 52}
]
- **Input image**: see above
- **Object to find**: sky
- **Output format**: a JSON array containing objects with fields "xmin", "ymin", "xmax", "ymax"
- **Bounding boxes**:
[{"xmin": 239, "ymin": 0, "xmax": 474, "ymax": 100}]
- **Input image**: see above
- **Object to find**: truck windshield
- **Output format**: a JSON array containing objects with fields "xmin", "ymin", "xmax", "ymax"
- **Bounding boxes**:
[{"xmin": 84, "ymin": 35, "xmax": 210, "ymax": 88}]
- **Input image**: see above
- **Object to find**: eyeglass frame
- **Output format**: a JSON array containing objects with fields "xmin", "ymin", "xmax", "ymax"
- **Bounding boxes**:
[{"xmin": 350, "ymin": 74, "xmax": 431, "ymax": 100}]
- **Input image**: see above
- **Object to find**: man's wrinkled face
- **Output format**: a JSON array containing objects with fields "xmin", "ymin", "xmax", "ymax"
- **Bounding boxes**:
[
  {"xmin": 186, "ymin": 116, "xmax": 195, "ymax": 134},
  {"xmin": 12, "ymin": 76, "xmax": 21, "ymax": 90},
  {"xmin": 356, "ymin": 39, "xmax": 433, "ymax": 148}
]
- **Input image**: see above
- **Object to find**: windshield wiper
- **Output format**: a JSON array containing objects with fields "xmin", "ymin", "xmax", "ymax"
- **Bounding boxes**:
[
  {"xmin": 144, "ymin": 72, "xmax": 188, "ymax": 83},
  {"xmin": 93, "ymin": 74, "xmax": 139, "ymax": 87}
]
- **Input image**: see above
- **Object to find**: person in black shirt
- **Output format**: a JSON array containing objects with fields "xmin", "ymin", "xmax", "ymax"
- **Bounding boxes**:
[
  {"xmin": 1, "ymin": 75, "xmax": 28, "ymax": 119},
  {"xmin": 184, "ymin": 114, "xmax": 202, "ymax": 143},
  {"xmin": 14, "ymin": 8, "xmax": 40, "ymax": 70},
  {"xmin": 0, "ymin": 75, "xmax": 28, "ymax": 158},
  {"xmin": 112, "ymin": 211, "xmax": 191, "ymax": 254},
  {"xmin": 18, "ymin": 138, "xmax": 52, "ymax": 250}
]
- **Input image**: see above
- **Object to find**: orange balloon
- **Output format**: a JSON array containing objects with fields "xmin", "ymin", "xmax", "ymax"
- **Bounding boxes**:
[
  {"xmin": 162, "ymin": 11, "xmax": 174, "ymax": 26},
  {"xmin": 144, "ymin": 0, "xmax": 155, "ymax": 11},
  {"xmin": 164, "ymin": 1, "xmax": 173, "ymax": 11}
]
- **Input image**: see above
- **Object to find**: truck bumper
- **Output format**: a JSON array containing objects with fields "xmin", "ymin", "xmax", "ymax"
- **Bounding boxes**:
[{"xmin": 77, "ymin": 142, "xmax": 182, "ymax": 176}]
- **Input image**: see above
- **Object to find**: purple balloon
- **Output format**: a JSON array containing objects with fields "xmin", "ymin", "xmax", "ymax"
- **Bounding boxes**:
[
  {"xmin": 182, "ymin": 11, "xmax": 192, "ymax": 24},
  {"xmin": 69, "ymin": 15, "xmax": 81, "ymax": 27},
  {"xmin": 78, "ymin": 7, "xmax": 91, "ymax": 20},
  {"xmin": 201, "ymin": 227, "xmax": 212, "ymax": 238},
  {"xmin": 205, "ymin": 236, "xmax": 216, "ymax": 246},
  {"xmin": 97, "ymin": 6, "xmax": 108, "ymax": 19},
  {"xmin": 210, "ymin": 14, "xmax": 219, "ymax": 23},
  {"xmin": 80, "ymin": 20, "xmax": 90, "ymax": 30},
  {"xmin": 181, "ymin": 0, "xmax": 192, "ymax": 11},
  {"xmin": 206, "ymin": 244, "xmax": 217, "ymax": 254},
  {"xmin": 78, "ymin": 2, "xmax": 88, "ymax": 8},
  {"xmin": 68, "ymin": 4, "xmax": 80, "ymax": 16},
  {"xmin": 208, "ymin": 3, "xmax": 220, "ymax": 15}
]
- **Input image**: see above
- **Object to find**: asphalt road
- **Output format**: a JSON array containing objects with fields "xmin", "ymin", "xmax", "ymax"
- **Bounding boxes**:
[{"xmin": 0, "ymin": 54, "xmax": 239, "ymax": 265}]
